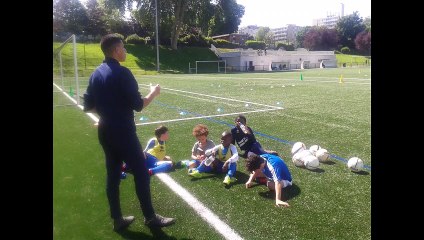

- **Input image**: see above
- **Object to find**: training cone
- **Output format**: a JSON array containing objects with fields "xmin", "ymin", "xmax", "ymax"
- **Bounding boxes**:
[
  {"xmin": 339, "ymin": 75, "xmax": 344, "ymax": 83},
  {"xmin": 300, "ymin": 74, "xmax": 303, "ymax": 80}
]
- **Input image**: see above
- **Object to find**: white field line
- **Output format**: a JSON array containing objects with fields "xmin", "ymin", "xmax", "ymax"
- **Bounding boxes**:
[
  {"xmin": 232, "ymin": 80, "xmax": 370, "ymax": 86},
  {"xmin": 140, "ymin": 84, "xmax": 282, "ymax": 109},
  {"xmin": 156, "ymin": 173, "xmax": 244, "ymax": 240},
  {"xmin": 135, "ymin": 108, "xmax": 283, "ymax": 126},
  {"xmin": 158, "ymin": 90, "xmax": 242, "ymax": 107},
  {"xmin": 53, "ymin": 82, "xmax": 99, "ymax": 123},
  {"xmin": 144, "ymin": 75, "xmax": 371, "ymax": 82}
]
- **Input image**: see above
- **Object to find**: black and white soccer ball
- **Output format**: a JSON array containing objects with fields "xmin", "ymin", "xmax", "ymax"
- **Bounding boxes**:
[{"xmin": 347, "ymin": 157, "xmax": 364, "ymax": 172}]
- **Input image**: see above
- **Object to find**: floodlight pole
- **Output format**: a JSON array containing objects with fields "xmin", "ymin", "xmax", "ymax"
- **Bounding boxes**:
[{"xmin": 155, "ymin": 0, "xmax": 160, "ymax": 72}]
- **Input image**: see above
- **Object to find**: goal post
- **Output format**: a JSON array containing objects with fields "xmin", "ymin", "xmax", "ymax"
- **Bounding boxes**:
[
  {"xmin": 190, "ymin": 60, "xmax": 226, "ymax": 74},
  {"xmin": 53, "ymin": 34, "xmax": 80, "ymax": 107}
]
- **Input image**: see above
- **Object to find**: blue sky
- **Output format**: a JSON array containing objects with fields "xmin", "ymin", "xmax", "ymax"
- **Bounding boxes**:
[{"xmin": 236, "ymin": 0, "xmax": 371, "ymax": 28}]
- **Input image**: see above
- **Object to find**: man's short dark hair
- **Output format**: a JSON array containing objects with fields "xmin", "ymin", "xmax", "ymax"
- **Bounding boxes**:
[
  {"xmin": 155, "ymin": 125, "xmax": 169, "ymax": 139},
  {"xmin": 100, "ymin": 34, "xmax": 123, "ymax": 57},
  {"xmin": 235, "ymin": 114, "xmax": 247, "ymax": 125},
  {"xmin": 245, "ymin": 154, "xmax": 263, "ymax": 172}
]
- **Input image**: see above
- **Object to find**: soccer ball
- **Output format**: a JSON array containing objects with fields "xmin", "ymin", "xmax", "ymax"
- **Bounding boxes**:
[
  {"xmin": 292, "ymin": 149, "xmax": 312, "ymax": 167},
  {"xmin": 292, "ymin": 149, "xmax": 313, "ymax": 167},
  {"xmin": 309, "ymin": 145, "xmax": 321, "ymax": 156},
  {"xmin": 316, "ymin": 148, "xmax": 330, "ymax": 162},
  {"xmin": 347, "ymin": 157, "xmax": 364, "ymax": 172},
  {"xmin": 291, "ymin": 142, "xmax": 306, "ymax": 155},
  {"xmin": 303, "ymin": 154, "xmax": 320, "ymax": 170}
]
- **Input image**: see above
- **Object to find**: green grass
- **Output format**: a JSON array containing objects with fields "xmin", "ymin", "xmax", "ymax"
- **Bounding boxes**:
[
  {"xmin": 53, "ymin": 42, "xmax": 218, "ymax": 76},
  {"xmin": 54, "ymin": 67, "xmax": 371, "ymax": 239},
  {"xmin": 336, "ymin": 53, "xmax": 370, "ymax": 66}
]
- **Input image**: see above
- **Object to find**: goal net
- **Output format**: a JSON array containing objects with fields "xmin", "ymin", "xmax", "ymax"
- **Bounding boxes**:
[
  {"xmin": 53, "ymin": 34, "xmax": 81, "ymax": 107},
  {"xmin": 189, "ymin": 60, "xmax": 226, "ymax": 74}
]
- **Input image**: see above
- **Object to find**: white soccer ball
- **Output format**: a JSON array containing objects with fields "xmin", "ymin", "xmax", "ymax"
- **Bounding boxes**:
[
  {"xmin": 292, "ymin": 153, "xmax": 304, "ymax": 167},
  {"xmin": 292, "ymin": 149, "xmax": 312, "ymax": 167},
  {"xmin": 303, "ymin": 154, "xmax": 320, "ymax": 170},
  {"xmin": 309, "ymin": 145, "xmax": 321, "ymax": 156},
  {"xmin": 291, "ymin": 142, "xmax": 306, "ymax": 155},
  {"xmin": 347, "ymin": 157, "xmax": 364, "ymax": 172},
  {"xmin": 316, "ymin": 148, "xmax": 330, "ymax": 162}
]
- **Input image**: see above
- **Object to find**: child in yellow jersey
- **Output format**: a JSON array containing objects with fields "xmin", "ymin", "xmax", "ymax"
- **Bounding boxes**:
[
  {"xmin": 144, "ymin": 125, "xmax": 171, "ymax": 161},
  {"xmin": 122, "ymin": 125, "xmax": 173, "ymax": 176},
  {"xmin": 144, "ymin": 125, "xmax": 174, "ymax": 175},
  {"xmin": 188, "ymin": 130, "xmax": 239, "ymax": 185}
]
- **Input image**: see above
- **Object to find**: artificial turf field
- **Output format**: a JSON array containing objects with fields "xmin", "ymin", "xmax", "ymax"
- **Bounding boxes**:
[{"xmin": 53, "ymin": 66, "xmax": 371, "ymax": 239}]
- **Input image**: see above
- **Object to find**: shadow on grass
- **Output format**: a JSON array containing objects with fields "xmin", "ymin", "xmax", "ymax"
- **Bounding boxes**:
[
  {"xmin": 351, "ymin": 170, "xmax": 370, "ymax": 175},
  {"xmin": 320, "ymin": 160, "xmax": 337, "ymax": 165},
  {"xmin": 258, "ymin": 183, "xmax": 301, "ymax": 202},
  {"xmin": 306, "ymin": 167, "xmax": 325, "ymax": 173},
  {"xmin": 117, "ymin": 227, "xmax": 178, "ymax": 240},
  {"xmin": 222, "ymin": 171, "xmax": 251, "ymax": 189},
  {"xmin": 189, "ymin": 174, "xmax": 219, "ymax": 181}
]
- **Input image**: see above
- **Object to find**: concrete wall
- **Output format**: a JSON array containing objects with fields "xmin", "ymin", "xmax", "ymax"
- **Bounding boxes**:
[{"xmin": 216, "ymin": 48, "xmax": 337, "ymax": 71}]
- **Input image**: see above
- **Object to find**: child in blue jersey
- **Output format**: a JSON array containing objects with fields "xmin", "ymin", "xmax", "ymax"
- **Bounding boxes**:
[
  {"xmin": 245, "ymin": 153, "xmax": 292, "ymax": 207},
  {"xmin": 189, "ymin": 130, "xmax": 239, "ymax": 185},
  {"xmin": 231, "ymin": 115, "xmax": 278, "ymax": 158},
  {"xmin": 182, "ymin": 124, "xmax": 215, "ymax": 170},
  {"xmin": 144, "ymin": 152, "xmax": 173, "ymax": 176}
]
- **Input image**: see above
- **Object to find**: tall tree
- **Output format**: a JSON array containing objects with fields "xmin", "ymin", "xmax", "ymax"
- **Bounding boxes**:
[
  {"xmin": 208, "ymin": 0, "xmax": 244, "ymax": 36},
  {"xmin": 255, "ymin": 27, "xmax": 270, "ymax": 42},
  {"xmin": 103, "ymin": 0, "xmax": 244, "ymax": 49},
  {"xmin": 53, "ymin": 0, "xmax": 89, "ymax": 34},
  {"xmin": 85, "ymin": 0, "xmax": 108, "ymax": 37},
  {"xmin": 336, "ymin": 11, "xmax": 365, "ymax": 50},
  {"xmin": 355, "ymin": 31, "xmax": 371, "ymax": 55},
  {"xmin": 363, "ymin": 17, "xmax": 371, "ymax": 32},
  {"xmin": 170, "ymin": 0, "xmax": 188, "ymax": 50},
  {"xmin": 303, "ymin": 27, "xmax": 338, "ymax": 51},
  {"xmin": 295, "ymin": 26, "xmax": 312, "ymax": 48},
  {"xmin": 218, "ymin": 0, "xmax": 244, "ymax": 34}
]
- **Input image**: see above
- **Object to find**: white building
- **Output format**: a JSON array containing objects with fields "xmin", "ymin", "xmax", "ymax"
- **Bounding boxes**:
[
  {"xmin": 312, "ymin": 3, "xmax": 345, "ymax": 29},
  {"xmin": 238, "ymin": 25, "xmax": 260, "ymax": 38},
  {"xmin": 271, "ymin": 24, "xmax": 301, "ymax": 45},
  {"xmin": 313, "ymin": 14, "xmax": 340, "ymax": 29},
  {"xmin": 210, "ymin": 45, "xmax": 337, "ymax": 72}
]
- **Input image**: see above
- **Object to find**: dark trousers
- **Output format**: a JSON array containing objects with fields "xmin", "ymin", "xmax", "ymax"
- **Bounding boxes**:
[{"xmin": 98, "ymin": 125, "xmax": 155, "ymax": 220}]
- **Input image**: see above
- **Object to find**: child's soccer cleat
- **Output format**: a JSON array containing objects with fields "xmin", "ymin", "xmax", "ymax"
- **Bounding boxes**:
[
  {"xmin": 188, "ymin": 169, "xmax": 202, "ymax": 178},
  {"xmin": 178, "ymin": 160, "xmax": 191, "ymax": 168},
  {"xmin": 223, "ymin": 176, "xmax": 237, "ymax": 185}
]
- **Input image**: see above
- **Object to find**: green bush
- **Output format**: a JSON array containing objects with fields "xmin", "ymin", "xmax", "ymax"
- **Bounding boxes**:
[
  {"xmin": 178, "ymin": 34, "xmax": 209, "ymax": 47},
  {"xmin": 205, "ymin": 37, "xmax": 215, "ymax": 46},
  {"xmin": 214, "ymin": 39, "xmax": 240, "ymax": 49},
  {"xmin": 341, "ymin": 47, "xmax": 350, "ymax": 54},
  {"xmin": 275, "ymin": 42, "xmax": 295, "ymax": 51},
  {"xmin": 113, "ymin": 33, "xmax": 125, "ymax": 40},
  {"xmin": 245, "ymin": 40, "xmax": 266, "ymax": 50},
  {"xmin": 125, "ymin": 34, "xmax": 145, "ymax": 45}
]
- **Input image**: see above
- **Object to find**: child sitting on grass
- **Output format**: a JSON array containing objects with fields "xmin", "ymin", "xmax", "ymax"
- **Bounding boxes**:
[
  {"xmin": 180, "ymin": 124, "xmax": 216, "ymax": 170},
  {"xmin": 188, "ymin": 130, "xmax": 239, "ymax": 185}
]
